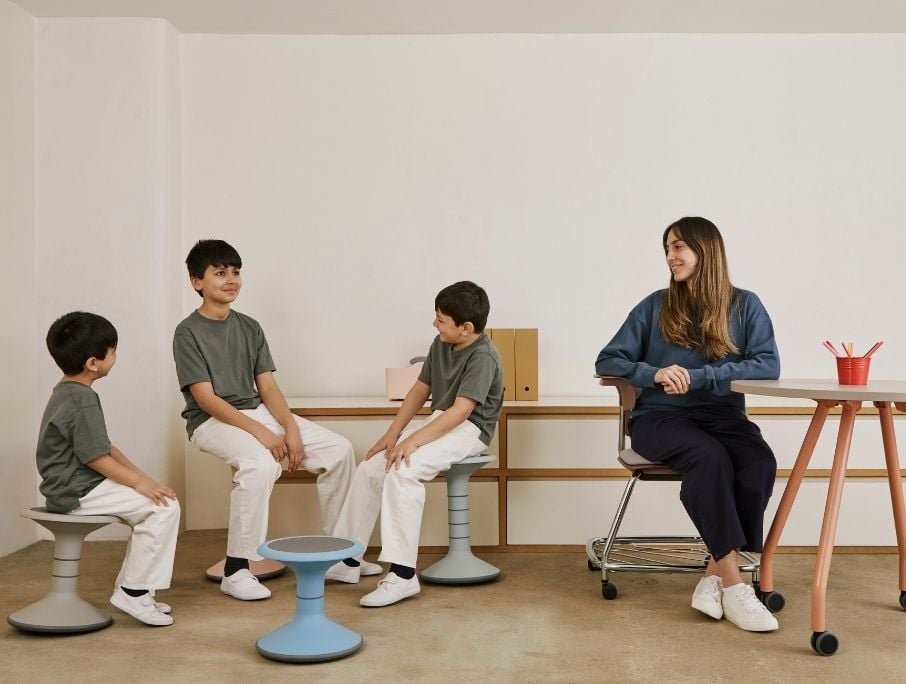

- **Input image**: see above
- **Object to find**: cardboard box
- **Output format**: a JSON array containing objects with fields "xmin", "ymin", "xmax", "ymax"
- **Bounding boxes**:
[
  {"xmin": 487, "ymin": 328, "xmax": 516, "ymax": 401},
  {"xmin": 385, "ymin": 361, "xmax": 423, "ymax": 400},
  {"xmin": 514, "ymin": 328, "xmax": 539, "ymax": 400}
]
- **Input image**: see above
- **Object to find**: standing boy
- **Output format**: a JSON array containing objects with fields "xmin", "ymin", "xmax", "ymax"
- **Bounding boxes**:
[
  {"xmin": 173, "ymin": 239, "xmax": 374, "ymax": 601},
  {"xmin": 37, "ymin": 311, "xmax": 180, "ymax": 626},
  {"xmin": 327, "ymin": 281, "xmax": 503, "ymax": 607}
]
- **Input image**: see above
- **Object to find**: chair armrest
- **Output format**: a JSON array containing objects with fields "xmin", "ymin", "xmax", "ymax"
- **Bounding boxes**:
[
  {"xmin": 595, "ymin": 375, "xmax": 640, "ymax": 412},
  {"xmin": 595, "ymin": 375, "xmax": 642, "ymax": 452}
]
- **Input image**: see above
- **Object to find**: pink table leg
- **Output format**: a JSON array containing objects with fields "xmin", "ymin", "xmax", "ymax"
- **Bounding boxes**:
[
  {"xmin": 811, "ymin": 400, "xmax": 860, "ymax": 634},
  {"xmin": 759, "ymin": 400, "xmax": 833, "ymax": 593},
  {"xmin": 876, "ymin": 402, "xmax": 906, "ymax": 593}
]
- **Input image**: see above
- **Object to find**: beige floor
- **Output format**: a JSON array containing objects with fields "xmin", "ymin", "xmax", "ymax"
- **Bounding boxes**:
[{"xmin": 2, "ymin": 530, "xmax": 905, "ymax": 683}]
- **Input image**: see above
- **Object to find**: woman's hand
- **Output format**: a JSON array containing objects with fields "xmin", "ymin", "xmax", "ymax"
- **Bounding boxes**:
[{"xmin": 655, "ymin": 364, "xmax": 691, "ymax": 394}]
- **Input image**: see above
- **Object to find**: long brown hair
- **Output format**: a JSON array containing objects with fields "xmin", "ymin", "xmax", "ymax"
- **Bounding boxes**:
[{"xmin": 659, "ymin": 217, "xmax": 738, "ymax": 360}]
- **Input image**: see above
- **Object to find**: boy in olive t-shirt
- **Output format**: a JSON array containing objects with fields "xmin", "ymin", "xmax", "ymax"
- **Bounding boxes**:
[
  {"xmin": 37, "ymin": 312, "xmax": 180, "ymax": 626},
  {"xmin": 173, "ymin": 239, "xmax": 366, "ymax": 602},
  {"xmin": 326, "ymin": 281, "xmax": 503, "ymax": 607}
]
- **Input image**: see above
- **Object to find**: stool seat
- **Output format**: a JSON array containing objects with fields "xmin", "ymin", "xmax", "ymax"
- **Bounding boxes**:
[
  {"xmin": 420, "ymin": 454, "xmax": 500, "ymax": 585},
  {"xmin": 8, "ymin": 507, "xmax": 121, "ymax": 633},
  {"xmin": 255, "ymin": 535, "xmax": 364, "ymax": 663},
  {"xmin": 205, "ymin": 558, "xmax": 287, "ymax": 582}
]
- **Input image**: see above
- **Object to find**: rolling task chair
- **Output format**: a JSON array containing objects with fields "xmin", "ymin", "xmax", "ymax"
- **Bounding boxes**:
[{"xmin": 586, "ymin": 376, "xmax": 761, "ymax": 600}]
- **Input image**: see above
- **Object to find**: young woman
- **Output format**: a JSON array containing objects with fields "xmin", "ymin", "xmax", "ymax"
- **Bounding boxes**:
[{"xmin": 595, "ymin": 216, "xmax": 780, "ymax": 632}]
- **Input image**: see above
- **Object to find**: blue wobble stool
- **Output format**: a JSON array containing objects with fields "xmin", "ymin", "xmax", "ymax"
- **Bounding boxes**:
[
  {"xmin": 256, "ymin": 536, "xmax": 364, "ymax": 663},
  {"xmin": 420, "ymin": 454, "xmax": 501, "ymax": 584}
]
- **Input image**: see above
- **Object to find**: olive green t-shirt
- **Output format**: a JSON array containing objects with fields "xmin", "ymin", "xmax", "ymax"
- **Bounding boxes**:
[
  {"xmin": 417, "ymin": 333, "xmax": 504, "ymax": 445},
  {"xmin": 36, "ymin": 381, "xmax": 110, "ymax": 513},
  {"xmin": 173, "ymin": 309, "xmax": 276, "ymax": 438}
]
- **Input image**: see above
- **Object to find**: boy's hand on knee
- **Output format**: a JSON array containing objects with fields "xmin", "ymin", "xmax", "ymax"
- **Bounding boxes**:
[
  {"xmin": 284, "ymin": 427, "xmax": 304, "ymax": 471},
  {"xmin": 366, "ymin": 432, "xmax": 399, "ymax": 461},
  {"xmin": 254, "ymin": 426, "xmax": 287, "ymax": 463},
  {"xmin": 384, "ymin": 438, "xmax": 418, "ymax": 472},
  {"xmin": 134, "ymin": 476, "xmax": 178, "ymax": 506}
]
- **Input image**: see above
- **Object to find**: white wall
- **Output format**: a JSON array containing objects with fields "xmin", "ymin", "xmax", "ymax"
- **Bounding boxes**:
[
  {"xmin": 0, "ymin": 0, "xmax": 37, "ymax": 556},
  {"xmin": 34, "ymin": 18, "xmax": 185, "ymax": 539},
  {"xmin": 182, "ymin": 34, "xmax": 906, "ymax": 399},
  {"xmin": 7, "ymin": 26, "xmax": 906, "ymax": 551}
]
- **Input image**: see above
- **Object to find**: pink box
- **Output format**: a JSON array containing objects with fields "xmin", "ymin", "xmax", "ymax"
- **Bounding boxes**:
[{"xmin": 385, "ymin": 361, "xmax": 424, "ymax": 400}]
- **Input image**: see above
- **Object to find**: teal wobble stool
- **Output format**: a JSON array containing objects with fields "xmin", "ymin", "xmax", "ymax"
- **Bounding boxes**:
[
  {"xmin": 420, "ymin": 454, "xmax": 501, "ymax": 584},
  {"xmin": 256, "ymin": 536, "xmax": 364, "ymax": 662},
  {"xmin": 7, "ymin": 507, "xmax": 121, "ymax": 633}
]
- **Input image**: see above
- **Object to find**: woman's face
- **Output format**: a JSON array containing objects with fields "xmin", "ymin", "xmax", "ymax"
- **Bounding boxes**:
[{"xmin": 665, "ymin": 228, "xmax": 699, "ymax": 283}]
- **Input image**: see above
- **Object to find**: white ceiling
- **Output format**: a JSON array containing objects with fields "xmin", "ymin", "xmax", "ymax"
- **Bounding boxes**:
[{"xmin": 11, "ymin": 0, "xmax": 906, "ymax": 35}]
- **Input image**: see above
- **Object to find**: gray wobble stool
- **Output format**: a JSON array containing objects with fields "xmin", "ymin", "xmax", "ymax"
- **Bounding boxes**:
[
  {"xmin": 420, "ymin": 454, "xmax": 500, "ymax": 584},
  {"xmin": 7, "ymin": 507, "xmax": 121, "ymax": 633}
]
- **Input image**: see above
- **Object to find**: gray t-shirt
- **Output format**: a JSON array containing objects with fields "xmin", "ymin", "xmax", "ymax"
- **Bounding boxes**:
[
  {"xmin": 418, "ymin": 333, "xmax": 504, "ymax": 445},
  {"xmin": 36, "ymin": 381, "xmax": 109, "ymax": 513},
  {"xmin": 173, "ymin": 309, "xmax": 276, "ymax": 437}
]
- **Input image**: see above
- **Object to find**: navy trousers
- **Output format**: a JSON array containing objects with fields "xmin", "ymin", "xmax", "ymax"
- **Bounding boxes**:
[{"xmin": 629, "ymin": 404, "xmax": 776, "ymax": 561}]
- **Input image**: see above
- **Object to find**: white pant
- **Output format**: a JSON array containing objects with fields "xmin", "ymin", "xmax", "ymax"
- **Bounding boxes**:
[
  {"xmin": 71, "ymin": 478, "xmax": 181, "ymax": 591},
  {"xmin": 333, "ymin": 411, "xmax": 486, "ymax": 568},
  {"xmin": 190, "ymin": 404, "xmax": 355, "ymax": 560}
]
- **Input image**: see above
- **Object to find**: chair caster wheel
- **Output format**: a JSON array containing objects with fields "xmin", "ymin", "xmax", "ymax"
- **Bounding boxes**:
[
  {"xmin": 899, "ymin": 591, "xmax": 906, "ymax": 610},
  {"xmin": 760, "ymin": 590, "xmax": 785, "ymax": 613},
  {"xmin": 602, "ymin": 582, "xmax": 618, "ymax": 600},
  {"xmin": 811, "ymin": 631, "xmax": 839, "ymax": 656}
]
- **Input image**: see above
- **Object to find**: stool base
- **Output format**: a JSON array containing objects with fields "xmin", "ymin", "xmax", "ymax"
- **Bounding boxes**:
[
  {"xmin": 421, "ymin": 551, "xmax": 500, "ymax": 585},
  {"xmin": 256, "ymin": 613, "xmax": 362, "ymax": 662},
  {"xmin": 7, "ymin": 593, "xmax": 112, "ymax": 634}
]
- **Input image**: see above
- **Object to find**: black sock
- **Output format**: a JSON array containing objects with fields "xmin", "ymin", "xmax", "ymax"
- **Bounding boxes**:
[
  {"xmin": 343, "ymin": 558, "xmax": 361, "ymax": 568},
  {"xmin": 121, "ymin": 586, "xmax": 149, "ymax": 597},
  {"xmin": 390, "ymin": 563, "xmax": 415, "ymax": 580},
  {"xmin": 224, "ymin": 555, "xmax": 250, "ymax": 577}
]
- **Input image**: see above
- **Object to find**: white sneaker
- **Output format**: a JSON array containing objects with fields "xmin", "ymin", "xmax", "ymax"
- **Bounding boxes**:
[
  {"xmin": 722, "ymin": 583, "xmax": 779, "ymax": 632},
  {"xmin": 360, "ymin": 560, "xmax": 382, "ymax": 576},
  {"xmin": 325, "ymin": 561, "xmax": 361, "ymax": 583},
  {"xmin": 116, "ymin": 586, "xmax": 170, "ymax": 614},
  {"xmin": 360, "ymin": 572, "xmax": 420, "ymax": 607},
  {"xmin": 691, "ymin": 576, "xmax": 723, "ymax": 620},
  {"xmin": 220, "ymin": 568, "xmax": 271, "ymax": 601},
  {"xmin": 110, "ymin": 587, "xmax": 174, "ymax": 626}
]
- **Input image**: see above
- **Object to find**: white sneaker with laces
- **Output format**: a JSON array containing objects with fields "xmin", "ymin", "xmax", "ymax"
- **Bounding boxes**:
[
  {"xmin": 360, "ymin": 572, "xmax": 420, "ymax": 607},
  {"xmin": 109, "ymin": 587, "xmax": 174, "ymax": 626},
  {"xmin": 722, "ymin": 583, "xmax": 779, "ymax": 632},
  {"xmin": 220, "ymin": 568, "xmax": 271, "ymax": 601},
  {"xmin": 691, "ymin": 575, "xmax": 723, "ymax": 620},
  {"xmin": 325, "ymin": 561, "xmax": 361, "ymax": 583}
]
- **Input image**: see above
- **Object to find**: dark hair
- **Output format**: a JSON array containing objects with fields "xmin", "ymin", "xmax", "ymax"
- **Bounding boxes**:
[
  {"xmin": 435, "ymin": 281, "xmax": 490, "ymax": 333},
  {"xmin": 46, "ymin": 311, "xmax": 118, "ymax": 375},
  {"xmin": 185, "ymin": 240, "xmax": 242, "ymax": 297},
  {"xmin": 660, "ymin": 216, "xmax": 738, "ymax": 360}
]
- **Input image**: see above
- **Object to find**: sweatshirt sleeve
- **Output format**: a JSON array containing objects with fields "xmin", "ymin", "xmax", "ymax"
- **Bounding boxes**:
[
  {"xmin": 594, "ymin": 297, "xmax": 660, "ymax": 389},
  {"xmin": 688, "ymin": 292, "xmax": 780, "ymax": 396}
]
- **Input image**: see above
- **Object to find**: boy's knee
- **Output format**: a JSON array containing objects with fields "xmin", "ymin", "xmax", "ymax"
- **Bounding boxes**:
[{"xmin": 239, "ymin": 460, "xmax": 281, "ymax": 490}]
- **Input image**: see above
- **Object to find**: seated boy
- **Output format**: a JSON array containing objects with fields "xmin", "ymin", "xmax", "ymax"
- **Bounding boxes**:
[
  {"xmin": 173, "ymin": 239, "xmax": 376, "ymax": 601},
  {"xmin": 326, "ymin": 281, "xmax": 503, "ymax": 607},
  {"xmin": 37, "ymin": 312, "xmax": 180, "ymax": 626}
]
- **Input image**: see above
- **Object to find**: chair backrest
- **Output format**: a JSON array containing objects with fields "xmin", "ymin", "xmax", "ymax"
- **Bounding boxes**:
[{"xmin": 596, "ymin": 375, "xmax": 641, "ymax": 452}]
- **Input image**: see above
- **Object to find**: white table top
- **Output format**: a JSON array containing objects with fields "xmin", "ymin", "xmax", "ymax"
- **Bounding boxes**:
[{"xmin": 731, "ymin": 379, "xmax": 906, "ymax": 402}]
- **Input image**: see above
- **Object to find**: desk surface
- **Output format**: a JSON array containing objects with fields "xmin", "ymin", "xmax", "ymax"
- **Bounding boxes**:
[
  {"xmin": 284, "ymin": 396, "xmax": 617, "ymax": 410},
  {"xmin": 731, "ymin": 379, "xmax": 906, "ymax": 402}
]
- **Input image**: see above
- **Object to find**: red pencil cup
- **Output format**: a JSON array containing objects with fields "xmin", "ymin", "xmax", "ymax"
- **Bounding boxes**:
[{"xmin": 836, "ymin": 356, "xmax": 871, "ymax": 385}]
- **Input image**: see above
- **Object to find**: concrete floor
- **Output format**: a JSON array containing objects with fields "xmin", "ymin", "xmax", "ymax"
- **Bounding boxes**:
[{"xmin": 2, "ymin": 530, "xmax": 906, "ymax": 682}]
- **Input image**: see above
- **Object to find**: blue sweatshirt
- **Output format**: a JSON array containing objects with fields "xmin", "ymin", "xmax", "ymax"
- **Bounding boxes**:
[{"xmin": 595, "ymin": 289, "xmax": 780, "ymax": 417}]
